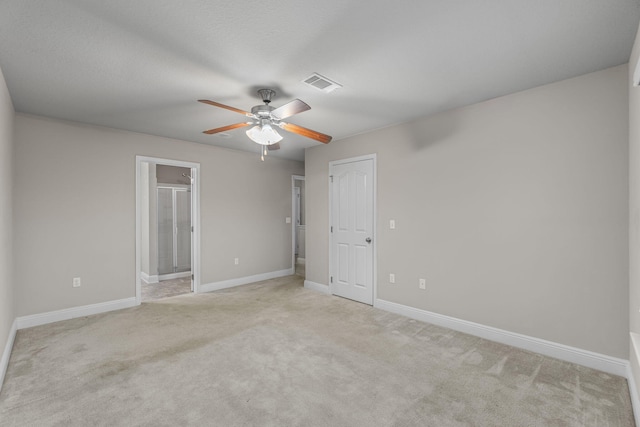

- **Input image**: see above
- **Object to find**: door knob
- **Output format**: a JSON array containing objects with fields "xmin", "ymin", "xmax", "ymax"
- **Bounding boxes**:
[{"xmin": 365, "ymin": 237, "xmax": 372, "ymax": 243}]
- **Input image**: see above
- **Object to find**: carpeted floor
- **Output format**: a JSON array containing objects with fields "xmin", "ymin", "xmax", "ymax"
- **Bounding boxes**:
[
  {"xmin": 0, "ymin": 275, "xmax": 634, "ymax": 426},
  {"xmin": 141, "ymin": 276, "xmax": 191, "ymax": 301}
]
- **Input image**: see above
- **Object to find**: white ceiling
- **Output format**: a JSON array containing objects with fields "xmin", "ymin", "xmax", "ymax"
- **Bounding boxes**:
[{"xmin": 1, "ymin": 1, "xmax": 639, "ymax": 161}]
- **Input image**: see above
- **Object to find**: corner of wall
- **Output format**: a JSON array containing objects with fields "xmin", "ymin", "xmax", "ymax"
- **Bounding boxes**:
[
  {"xmin": 628, "ymin": 334, "xmax": 640, "ymax": 425},
  {"xmin": 0, "ymin": 64, "xmax": 16, "ymax": 393},
  {"xmin": 629, "ymin": 19, "xmax": 640, "ymax": 426}
]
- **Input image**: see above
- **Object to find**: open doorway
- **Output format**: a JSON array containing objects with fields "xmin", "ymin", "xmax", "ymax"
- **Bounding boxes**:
[
  {"xmin": 136, "ymin": 156, "xmax": 201, "ymax": 304},
  {"xmin": 292, "ymin": 175, "xmax": 305, "ymax": 277}
]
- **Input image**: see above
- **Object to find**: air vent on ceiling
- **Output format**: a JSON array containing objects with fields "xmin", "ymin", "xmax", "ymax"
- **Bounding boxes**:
[{"xmin": 303, "ymin": 73, "xmax": 342, "ymax": 93}]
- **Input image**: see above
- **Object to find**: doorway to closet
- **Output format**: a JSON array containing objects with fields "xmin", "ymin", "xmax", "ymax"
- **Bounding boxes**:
[
  {"xmin": 136, "ymin": 156, "xmax": 201, "ymax": 304},
  {"xmin": 292, "ymin": 175, "xmax": 305, "ymax": 277}
]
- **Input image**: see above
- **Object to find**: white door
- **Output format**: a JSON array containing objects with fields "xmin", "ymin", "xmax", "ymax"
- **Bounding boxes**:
[{"xmin": 330, "ymin": 157, "xmax": 375, "ymax": 305}]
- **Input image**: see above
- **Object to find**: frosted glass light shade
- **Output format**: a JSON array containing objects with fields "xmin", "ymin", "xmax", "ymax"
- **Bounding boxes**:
[{"xmin": 246, "ymin": 123, "xmax": 283, "ymax": 145}]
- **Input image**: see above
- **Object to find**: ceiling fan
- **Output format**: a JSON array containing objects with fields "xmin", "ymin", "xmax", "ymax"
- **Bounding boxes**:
[{"xmin": 198, "ymin": 89, "xmax": 332, "ymax": 158}]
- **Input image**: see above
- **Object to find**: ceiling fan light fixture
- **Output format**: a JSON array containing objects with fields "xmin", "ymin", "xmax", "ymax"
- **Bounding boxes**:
[{"xmin": 246, "ymin": 121, "xmax": 283, "ymax": 145}]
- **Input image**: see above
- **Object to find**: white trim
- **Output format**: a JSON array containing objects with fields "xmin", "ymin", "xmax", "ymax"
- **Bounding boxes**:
[
  {"xmin": 297, "ymin": 257, "xmax": 306, "ymax": 264},
  {"xmin": 304, "ymin": 280, "xmax": 331, "ymax": 295},
  {"xmin": 199, "ymin": 268, "xmax": 294, "ymax": 293},
  {"xmin": 140, "ymin": 272, "xmax": 159, "ymax": 284},
  {"xmin": 0, "ymin": 319, "xmax": 17, "ymax": 393},
  {"xmin": 328, "ymin": 154, "xmax": 377, "ymax": 304},
  {"xmin": 16, "ymin": 297, "xmax": 137, "ymax": 330},
  {"xmin": 156, "ymin": 183, "xmax": 191, "ymax": 190},
  {"xmin": 191, "ymin": 166, "xmax": 201, "ymax": 293},
  {"xmin": 158, "ymin": 271, "xmax": 191, "ymax": 281},
  {"xmin": 374, "ymin": 298, "xmax": 628, "ymax": 377},
  {"xmin": 136, "ymin": 156, "xmax": 201, "ymax": 305}
]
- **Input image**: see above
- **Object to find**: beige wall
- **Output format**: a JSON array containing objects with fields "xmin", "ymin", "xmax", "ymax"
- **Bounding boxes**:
[
  {"xmin": 156, "ymin": 164, "xmax": 191, "ymax": 186},
  {"xmin": 0, "ymin": 67, "xmax": 14, "ymax": 360},
  {"xmin": 629, "ymin": 22, "xmax": 640, "ymax": 399},
  {"xmin": 306, "ymin": 65, "xmax": 629, "ymax": 358},
  {"xmin": 13, "ymin": 115, "xmax": 303, "ymax": 316}
]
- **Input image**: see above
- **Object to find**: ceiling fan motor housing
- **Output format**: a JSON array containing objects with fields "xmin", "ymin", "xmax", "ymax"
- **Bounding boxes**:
[{"xmin": 250, "ymin": 104, "xmax": 275, "ymax": 118}]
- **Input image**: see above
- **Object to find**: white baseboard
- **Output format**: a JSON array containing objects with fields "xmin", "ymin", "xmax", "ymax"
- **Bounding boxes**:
[
  {"xmin": 16, "ymin": 297, "xmax": 138, "ymax": 330},
  {"xmin": 199, "ymin": 268, "xmax": 294, "ymax": 293},
  {"xmin": 374, "ymin": 298, "xmax": 628, "ymax": 377},
  {"xmin": 296, "ymin": 258, "xmax": 306, "ymax": 265},
  {"xmin": 158, "ymin": 271, "xmax": 190, "ymax": 281},
  {"xmin": 0, "ymin": 319, "xmax": 17, "ymax": 394},
  {"xmin": 140, "ymin": 272, "xmax": 158, "ymax": 284},
  {"xmin": 304, "ymin": 280, "xmax": 330, "ymax": 295}
]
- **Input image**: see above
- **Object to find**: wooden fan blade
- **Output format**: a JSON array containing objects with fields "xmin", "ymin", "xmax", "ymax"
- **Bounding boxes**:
[
  {"xmin": 271, "ymin": 99, "xmax": 310, "ymax": 120},
  {"xmin": 198, "ymin": 99, "xmax": 252, "ymax": 116},
  {"xmin": 203, "ymin": 122, "xmax": 250, "ymax": 135},
  {"xmin": 267, "ymin": 142, "xmax": 281, "ymax": 151},
  {"xmin": 280, "ymin": 122, "xmax": 332, "ymax": 144}
]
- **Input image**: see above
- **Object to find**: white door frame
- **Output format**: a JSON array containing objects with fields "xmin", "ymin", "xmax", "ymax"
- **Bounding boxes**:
[
  {"xmin": 328, "ymin": 154, "xmax": 377, "ymax": 304},
  {"xmin": 135, "ymin": 156, "xmax": 201, "ymax": 305},
  {"xmin": 291, "ymin": 175, "xmax": 305, "ymax": 270}
]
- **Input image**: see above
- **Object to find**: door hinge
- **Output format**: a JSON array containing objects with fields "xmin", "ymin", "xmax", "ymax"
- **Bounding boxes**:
[
  {"xmin": 191, "ymin": 274, "xmax": 194, "ymax": 280},
  {"xmin": 191, "ymin": 226, "xmax": 194, "ymax": 232},
  {"xmin": 331, "ymin": 226, "xmax": 333, "ymax": 233},
  {"xmin": 330, "ymin": 175, "xmax": 333, "ymax": 182},
  {"xmin": 330, "ymin": 276, "xmax": 333, "ymax": 283}
]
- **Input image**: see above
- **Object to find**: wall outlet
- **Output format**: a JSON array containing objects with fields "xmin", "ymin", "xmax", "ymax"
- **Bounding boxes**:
[
  {"xmin": 419, "ymin": 278, "xmax": 426, "ymax": 290},
  {"xmin": 234, "ymin": 258, "xmax": 239, "ymax": 265},
  {"xmin": 389, "ymin": 273, "xmax": 395, "ymax": 284},
  {"xmin": 72, "ymin": 277, "xmax": 81, "ymax": 288},
  {"xmin": 285, "ymin": 217, "xmax": 291, "ymax": 224},
  {"xmin": 389, "ymin": 219, "xmax": 396, "ymax": 229}
]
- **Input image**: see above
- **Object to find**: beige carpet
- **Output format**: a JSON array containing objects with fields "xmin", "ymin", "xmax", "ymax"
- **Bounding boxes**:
[
  {"xmin": 0, "ymin": 275, "xmax": 634, "ymax": 426},
  {"xmin": 141, "ymin": 276, "xmax": 191, "ymax": 301}
]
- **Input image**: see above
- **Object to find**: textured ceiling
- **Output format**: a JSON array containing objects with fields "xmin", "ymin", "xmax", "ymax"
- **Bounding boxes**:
[{"xmin": 1, "ymin": 0, "xmax": 639, "ymax": 161}]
